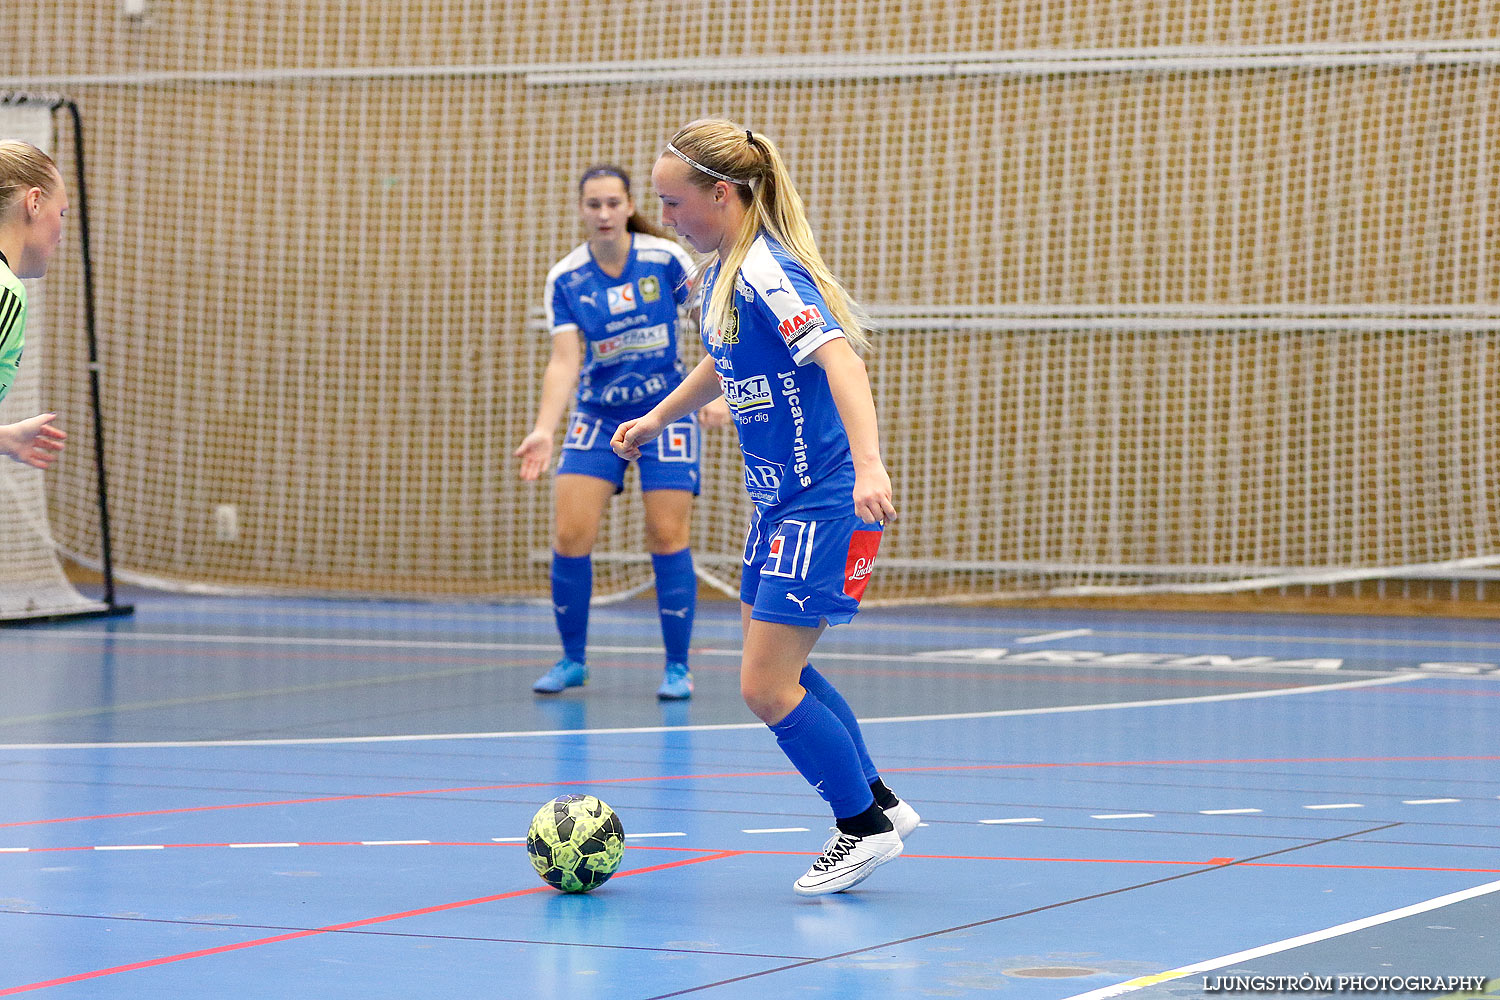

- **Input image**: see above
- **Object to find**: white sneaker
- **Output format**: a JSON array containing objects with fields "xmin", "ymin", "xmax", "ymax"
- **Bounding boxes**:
[
  {"xmin": 885, "ymin": 799, "xmax": 921, "ymax": 840},
  {"xmin": 793, "ymin": 829, "xmax": 903, "ymax": 896}
]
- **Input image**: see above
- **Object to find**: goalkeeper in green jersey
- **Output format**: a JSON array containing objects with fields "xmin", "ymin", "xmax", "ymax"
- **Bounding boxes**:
[{"xmin": 0, "ymin": 140, "xmax": 68, "ymax": 469}]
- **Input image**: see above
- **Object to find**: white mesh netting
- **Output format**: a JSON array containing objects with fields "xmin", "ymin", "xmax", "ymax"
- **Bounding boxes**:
[
  {"xmin": 2, "ymin": 2, "xmax": 1498, "ymax": 604},
  {"xmin": 0, "ymin": 99, "xmax": 106, "ymax": 621}
]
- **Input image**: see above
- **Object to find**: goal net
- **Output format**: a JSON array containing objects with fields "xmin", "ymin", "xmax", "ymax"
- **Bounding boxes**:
[
  {"xmin": 0, "ymin": 98, "xmax": 107, "ymax": 622},
  {"xmin": 4, "ymin": 1, "xmax": 1498, "ymax": 604}
]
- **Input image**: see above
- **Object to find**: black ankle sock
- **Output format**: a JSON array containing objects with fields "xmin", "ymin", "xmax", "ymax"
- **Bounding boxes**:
[
  {"xmin": 868, "ymin": 778, "xmax": 899, "ymax": 810},
  {"xmin": 835, "ymin": 800, "xmax": 895, "ymax": 837}
]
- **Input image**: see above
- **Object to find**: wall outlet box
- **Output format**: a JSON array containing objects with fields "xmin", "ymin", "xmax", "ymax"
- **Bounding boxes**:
[{"xmin": 214, "ymin": 504, "xmax": 239, "ymax": 542}]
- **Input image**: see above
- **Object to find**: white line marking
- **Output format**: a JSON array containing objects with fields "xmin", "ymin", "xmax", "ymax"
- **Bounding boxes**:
[
  {"xmin": 491, "ymin": 837, "xmax": 527, "ymax": 843},
  {"xmin": 1015, "ymin": 628, "xmax": 1095, "ymax": 644},
  {"xmin": 1303, "ymin": 803, "xmax": 1363, "ymax": 810},
  {"xmin": 1402, "ymin": 798, "xmax": 1461, "ymax": 805},
  {"xmin": 742, "ymin": 828, "xmax": 810, "ymax": 834},
  {"xmin": 14, "ymin": 629, "xmax": 1408, "ymax": 678},
  {"xmin": 0, "ymin": 673, "xmax": 1420, "ymax": 749},
  {"xmin": 228, "ymin": 842, "xmax": 300, "ymax": 849},
  {"xmin": 0, "ymin": 847, "xmax": 30, "ymax": 852},
  {"xmin": 624, "ymin": 832, "xmax": 686, "ymax": 839},
  {"xmin": 981, "ymin": 818, "xmax": 1044, "ymax": 825},
  {"xmin": 1059, "ymin": 876, "xmax": 1500, "ymax": 1000},
  {"xmin": 1200, "ymin": 808, "xmax": 1263, "ymax": 815},
  {"xmin": 359, "ymin": 840, "xmax": 431, "ymax": 846},
  {"xmin": 94, "ymin": 845, "xmax": 164, "ymax": 851},
  {"xmin": 1091, "ymin": 813, "xmax": 1154, "ymax": 819}
]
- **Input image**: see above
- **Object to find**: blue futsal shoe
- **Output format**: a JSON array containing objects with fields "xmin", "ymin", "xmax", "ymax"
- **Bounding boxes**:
[
  {"xmin": 656, "ymin": 661, "xmax": 693, "ymax": 701},
  {"xmin": 533, "ymin": 658, "xmax": 588, "ymax": 694}
]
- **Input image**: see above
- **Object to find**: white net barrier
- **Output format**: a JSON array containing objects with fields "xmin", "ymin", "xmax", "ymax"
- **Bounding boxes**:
[
  {"xmin": 2, "ymin": 1, "xmax": 1497, "ymax": 603},
  {"xmin": 0, "ymin": 99, "xmax": 105, "ymax": 620}
]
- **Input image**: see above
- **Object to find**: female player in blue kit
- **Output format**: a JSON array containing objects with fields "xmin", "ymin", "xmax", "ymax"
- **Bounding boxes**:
[
  {"xmin": 516, "ymin": 164, "xmax": 726, "ymax": 700},
  {"xmin": 613, "ymin": 120, "xmax": 919, "ymax": 895}
]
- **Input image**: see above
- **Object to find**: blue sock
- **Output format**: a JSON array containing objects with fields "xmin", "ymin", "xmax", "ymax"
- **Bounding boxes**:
[
  {"xmin": 800, "ymin": 664, "xmax": 878, "ymax": 784},
  {"xmin": 550, "ymin": 552, "xmax": 591, "ymax": 663},
  {"xmin": 770, "ymin": 691, "xmax": 876, "ymax": 820},
  {"xmin": 651, "ymin": 547, "xmax": 696, "ymax": 664}
]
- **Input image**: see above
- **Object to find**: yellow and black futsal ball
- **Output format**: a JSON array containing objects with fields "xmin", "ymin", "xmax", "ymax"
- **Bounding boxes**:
[{"xmin": 526, "ymin": 794, "xmax": 625, "ymax": 893}]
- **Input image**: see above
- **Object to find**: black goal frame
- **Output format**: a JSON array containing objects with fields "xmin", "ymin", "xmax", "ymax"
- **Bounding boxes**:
[{"xmin": 1, "ymin": 93, "xmax": 133, "ymax": 625}]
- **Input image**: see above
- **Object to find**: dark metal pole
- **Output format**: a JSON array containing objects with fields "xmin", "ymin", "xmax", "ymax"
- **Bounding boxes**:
[{"xmin": 59, "ymin": 98, "xmax": 126, "ymax": 613}]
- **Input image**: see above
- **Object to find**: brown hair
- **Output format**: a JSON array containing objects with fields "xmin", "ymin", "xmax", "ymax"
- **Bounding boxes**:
[
  {"xmin": 662, "ymin": 119, "xmax": 869, "ymax": 352},
  {"xmin": 0, "ymin": 140, "xmax": 60, "ymax": 214},
  {"xmin": 578, "ymin": 164, "xmax": 672, "ymax": 241}
]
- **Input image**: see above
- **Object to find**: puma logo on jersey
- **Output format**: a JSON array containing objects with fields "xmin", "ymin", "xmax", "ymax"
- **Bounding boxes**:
[
  {"xmin": 766, "ymin": 279, "xmax": 791, "ymax": 297},
  {"xmin": 785, "ymin": 593, "xmax": 811, "ymax": 611},
  {"xmin": 580, "ymin": 293, "xmax": 598, "ymax": 307}
]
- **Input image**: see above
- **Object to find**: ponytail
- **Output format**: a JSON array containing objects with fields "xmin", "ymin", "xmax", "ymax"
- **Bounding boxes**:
[{"xmin": 662, "ymin": 119, "xmax": 869, "ymax": 353}]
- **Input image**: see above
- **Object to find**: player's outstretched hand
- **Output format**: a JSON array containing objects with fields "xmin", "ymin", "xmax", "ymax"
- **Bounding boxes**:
[
  {"xmin": 611, "ymin": 416, "xmax": 660, "ymax": 461},
  {"xmin": 0, "ymin": 413, "xmax": 67, "ymax": 470},
  {"xmin": 698, "ymin": 398, "xmax": 732, "ymax": 429},
  {"xmin": 853, "ymin": 461, "xmax": 897, "ymax": 525},
  {"xmin": 514, "ymin": 430, "xmax": 554, "ymax": 481}
]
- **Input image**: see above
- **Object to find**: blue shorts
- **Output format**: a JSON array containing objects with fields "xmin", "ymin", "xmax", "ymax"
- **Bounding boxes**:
[
  {"xmin": 556, "ymin": 410, "xmax": 701, "ymax": 495},
  {"xmin": 741, "ymin": 511, "xmax": 883, "ymax": 627}
]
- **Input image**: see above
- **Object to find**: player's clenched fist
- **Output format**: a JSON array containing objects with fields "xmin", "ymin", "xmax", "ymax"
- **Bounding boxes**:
[
  {"xmin": 852, "ymin": 462, "xmax": 898, "ymax": 525},
  {"xmin": 611, "ymin": 416, "xmax": 660, "ymax": 461}
]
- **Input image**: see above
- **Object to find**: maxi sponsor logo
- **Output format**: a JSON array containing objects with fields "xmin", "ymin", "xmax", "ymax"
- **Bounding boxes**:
[
  {"xmin": 776, "ymin": 305, "xmax": 824, "ymax": 347},
  {"xmin": 915, "ymin": 648, "xmax": 1347, "ymax": 671}
]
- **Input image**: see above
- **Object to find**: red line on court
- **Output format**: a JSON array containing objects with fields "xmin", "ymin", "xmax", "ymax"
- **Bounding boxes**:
[
  {"xmin": 885, "ymin": 754, "xmax": 1500, "ymax": 775},
  {"xmin": 7, "ymin": 754, "xmax": 1496, "ymax": 831},
  {"xmin": 0, "ymin": 850, "xmax": 743, "ymax": 996},
  {"xmin": 1241, "ymin": 861, "xmax": 1500, "ymax": 874},
  {"xmin": 1396, "ymin": 687, "xmax": 1500, "ymax": 697},
  {"xmin": 0, "ymin": 770, "xmax": 804, "ymax": 829}
]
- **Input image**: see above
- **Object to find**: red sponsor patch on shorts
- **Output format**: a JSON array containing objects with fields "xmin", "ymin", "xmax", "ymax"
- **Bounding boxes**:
[{"xmin": 843, "ymin": 530, "xmax": 881, "ymax": 600}]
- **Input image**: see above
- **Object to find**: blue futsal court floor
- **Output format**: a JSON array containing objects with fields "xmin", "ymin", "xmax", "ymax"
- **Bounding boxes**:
[{"xmin": 2, "ymin": 592, "xmax": 1498, "ymax": 998}]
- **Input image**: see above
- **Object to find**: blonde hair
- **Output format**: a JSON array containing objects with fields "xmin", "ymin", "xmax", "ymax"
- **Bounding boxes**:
[
  {"xmin": 664, "ymin": 119, "xmax": 869, "ymax": 352},
  {"xmin": 0, "ymin": 141, "xmax": 60, "ymax": 214}
]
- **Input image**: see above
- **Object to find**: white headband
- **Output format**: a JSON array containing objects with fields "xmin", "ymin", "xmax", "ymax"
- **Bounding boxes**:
[{"xmin": 666, "ymin": 142, "xmax": 749, "ymax": 187}]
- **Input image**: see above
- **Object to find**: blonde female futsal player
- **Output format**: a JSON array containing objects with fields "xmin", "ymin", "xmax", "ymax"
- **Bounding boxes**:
[
  {"xmin": 0, "ymin": 140, "xmax": 67, "ymax": 469},
  {"xmin": 613, "ymin": 120, "xmax": 918, "ymax": 895},
  {"xmin": 516, "ymin": 164, "xmax": 727, "ymax": 700}
]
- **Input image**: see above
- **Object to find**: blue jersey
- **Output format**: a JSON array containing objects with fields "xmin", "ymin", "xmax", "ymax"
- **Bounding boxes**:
[
  {"xmin": 701, "ymin": 232, "xmax": 855, "ymax": 521},
  {"xmin": 544, "ymin": 233, "xmax": 697, "ymax": 418}
]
